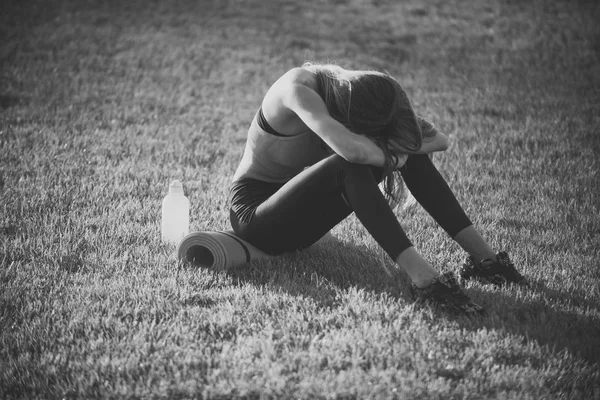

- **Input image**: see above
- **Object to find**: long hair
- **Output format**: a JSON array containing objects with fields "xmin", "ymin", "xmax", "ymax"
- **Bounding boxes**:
[{"xmin": 303, "ymin": 62, "xmax": 435, "ymax": 202}]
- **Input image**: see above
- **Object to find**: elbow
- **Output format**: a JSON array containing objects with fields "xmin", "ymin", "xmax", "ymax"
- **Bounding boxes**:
[
  {"xmin": 344, "ymin": 142, "xmax": 387, "ymax": 165},
  {"xmin": 338, "ymin": 151, "xmax": 362, "ymax": 164},
  {"xmin": 343, "ymin": 146, "xmax": 366, "ymax": 164},
  {"xmin": 433, "ymin": 134, "xmax": 450, "ymax": 152},
  {"xmin": 441, "ymin": 135, "xmax": 450, "ymax": 151},
  {"xmin": 330, "ymin": 143, "xmax": 365, "ymax": 164}
]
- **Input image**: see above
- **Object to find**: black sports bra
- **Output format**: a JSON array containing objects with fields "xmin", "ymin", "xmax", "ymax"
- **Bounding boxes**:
[
  {"xmin": 256, "ymin": 74, "xmax": 324, "ymax": 138},
  {"xmin": 257, "ymin": 108, "xmax": 286, "ymax": 137}
]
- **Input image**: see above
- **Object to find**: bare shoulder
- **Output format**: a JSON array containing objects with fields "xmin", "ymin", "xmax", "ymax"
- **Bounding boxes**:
[
  {"xmin": 288, "ymin": 66, "xmax": 317, "ymax": 84},
  {"xmin": 276, "ymin": 67, "xmax": 319, "ymax": 91},
  {"xmin": 267, "ymin": 67, "xmax": 322, "ymax": 110},
  {"xmin": 260, "ymin": 67, "xmax": 320, "ymax": 135}
]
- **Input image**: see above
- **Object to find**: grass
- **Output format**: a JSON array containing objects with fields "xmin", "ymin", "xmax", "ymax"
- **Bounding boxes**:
[{"xmin": 1, "ymin": 0, "xmax": 599, "ymax": 398}]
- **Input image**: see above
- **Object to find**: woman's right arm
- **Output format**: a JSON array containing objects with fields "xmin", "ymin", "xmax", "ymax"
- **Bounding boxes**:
[{"xmin": 282, "ymin": 81, "xmax": 397, "ymax": 167}]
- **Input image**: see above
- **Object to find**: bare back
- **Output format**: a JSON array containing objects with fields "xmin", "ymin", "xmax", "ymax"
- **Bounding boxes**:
[{"xmin": 231, "ymin": 67, "xmax": 331, "ymax": 183}]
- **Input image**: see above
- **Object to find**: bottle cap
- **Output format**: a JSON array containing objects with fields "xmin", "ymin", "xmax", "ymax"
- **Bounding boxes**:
[{"xmin": 169, "ymin": 180, "xmax": 184, "ymax": 194}]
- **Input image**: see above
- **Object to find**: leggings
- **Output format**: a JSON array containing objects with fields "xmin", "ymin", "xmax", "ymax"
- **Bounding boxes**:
[{"xmin": 229, "ymin": 154, "xmax": 472, "ymax": 260}]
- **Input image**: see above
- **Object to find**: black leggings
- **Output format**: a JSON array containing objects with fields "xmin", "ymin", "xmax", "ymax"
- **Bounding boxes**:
[{"xmin": 229, "ymin": 154, "xmax": 472, "ymax": 259}]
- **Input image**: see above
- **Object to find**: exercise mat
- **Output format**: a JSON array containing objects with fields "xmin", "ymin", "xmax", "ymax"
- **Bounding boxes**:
[
  {"xmin": 176, "ymin": 230, "xmax": 270, "ymax": 270},
  {"xmin": 176, "ymin": 230, "xmax": 336, "ymax": 270}
]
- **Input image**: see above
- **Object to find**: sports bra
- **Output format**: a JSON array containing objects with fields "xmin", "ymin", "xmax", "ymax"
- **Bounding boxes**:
[
  {"xmin": 231, "ymin": 108, "xmax": 329, "ymax": 183},
  {"xmin": 257, "ymin": 107, "xmax": 286, "ymax": 137}
]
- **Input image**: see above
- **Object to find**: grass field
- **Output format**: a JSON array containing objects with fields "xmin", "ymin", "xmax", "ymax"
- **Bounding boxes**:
[{"xmin": 1, "ymin": 0, "xmax": 600, "ymax": 398}]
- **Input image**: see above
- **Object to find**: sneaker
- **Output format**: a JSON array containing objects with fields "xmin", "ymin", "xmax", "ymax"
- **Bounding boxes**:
[
  {"xmin": 411, "ymin": 272, "xmax": 484, "ymax": 315},
  {"xmin": 459, "ymin": 251, "xmax": 529, "ymax": 287}
]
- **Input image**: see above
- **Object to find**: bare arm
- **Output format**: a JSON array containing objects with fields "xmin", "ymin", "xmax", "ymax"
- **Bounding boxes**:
[
  {"xmin": 283, "ymin": 81, "xmax": 407, "ymax": 168},
  {"xmin": 413, "ymin": 116, "xmax": 449, "ymax": 154}
]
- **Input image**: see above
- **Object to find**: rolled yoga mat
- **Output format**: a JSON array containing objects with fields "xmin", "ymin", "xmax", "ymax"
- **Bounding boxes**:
[
  {"xmin": 176, "ymin": 230, "xmax": 336, "ymax": 270},
  {"xmin": 176, "ymin": 230, "xmax": 270, "ymax": 270}
]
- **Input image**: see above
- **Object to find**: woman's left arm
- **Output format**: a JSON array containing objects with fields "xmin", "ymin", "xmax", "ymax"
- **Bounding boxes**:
[{"xmin": 414, "ymin": 117, "xmax": 449, "ymax": 154}]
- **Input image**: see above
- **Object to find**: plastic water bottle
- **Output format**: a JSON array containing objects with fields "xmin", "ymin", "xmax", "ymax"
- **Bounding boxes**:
[{"xmin": 161, "ymin": 180, "xmax": 190, "ymax": 245}]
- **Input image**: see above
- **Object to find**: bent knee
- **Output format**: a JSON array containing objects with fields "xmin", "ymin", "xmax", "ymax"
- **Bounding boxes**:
[{"xmin": 322, "ymin": 154, "xmax": 383, "ymax": 183}]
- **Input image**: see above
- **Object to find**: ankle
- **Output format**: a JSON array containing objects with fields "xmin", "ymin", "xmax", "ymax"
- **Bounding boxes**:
[
  {"xmin": 413, "ymin": 275, "xmax": 439, "ymax": 289},
  {"xmin": 454, "ymin": 226, "xmax": 497, "ymax": 264},
  {"xmin": 395, "ymin": 247, "xmax": 441, "ymax": 288}
]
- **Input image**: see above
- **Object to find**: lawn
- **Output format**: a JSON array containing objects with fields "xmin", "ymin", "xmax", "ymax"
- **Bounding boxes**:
[{"xmin": 1, "ymin": 0, "xmax": 599, "ymax": 398}]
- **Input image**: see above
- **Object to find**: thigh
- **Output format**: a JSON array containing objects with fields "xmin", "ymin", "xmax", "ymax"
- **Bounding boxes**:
[{"xmin": 233, "ymin": 155, "xmax": 354, "ymax": 254}]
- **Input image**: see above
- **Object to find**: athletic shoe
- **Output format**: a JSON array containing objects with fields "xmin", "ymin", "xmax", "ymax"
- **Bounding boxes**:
[
  {"xmin": 411, "ymin": 272, "xmax": 485, "ymax": 315},
  {"xmin": 459, "ymin": 251, "xmax": 529, "ymax": 287}
]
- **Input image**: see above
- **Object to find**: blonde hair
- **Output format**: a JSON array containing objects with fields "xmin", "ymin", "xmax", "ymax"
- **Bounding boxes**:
[{"xmin": 303, "ymin": 62, "xmax": 434, "ymax": 201}]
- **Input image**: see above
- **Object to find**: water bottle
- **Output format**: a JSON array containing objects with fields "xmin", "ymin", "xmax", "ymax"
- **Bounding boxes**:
[{"xmin": 161, "ymin": 180, "xmax": 190, "ymax": 245}]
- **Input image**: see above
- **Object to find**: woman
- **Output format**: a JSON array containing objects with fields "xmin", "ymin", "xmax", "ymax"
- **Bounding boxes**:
[{"xmin": 229, "ymin": 63, "xmax": 527, "ymax": 315}]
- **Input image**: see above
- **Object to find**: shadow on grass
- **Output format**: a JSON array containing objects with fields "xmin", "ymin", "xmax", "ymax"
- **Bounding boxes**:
[
  {"xmin": 224, "ymin": 234, "xmax": 413, "ymax": 308},
  {"xmin": 460, "ymin": 280, "xmax": 600, "ymax": 366},
  {"xmin": 219, "ymin": 235, "xmax": 600, "ymax": 367}
]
